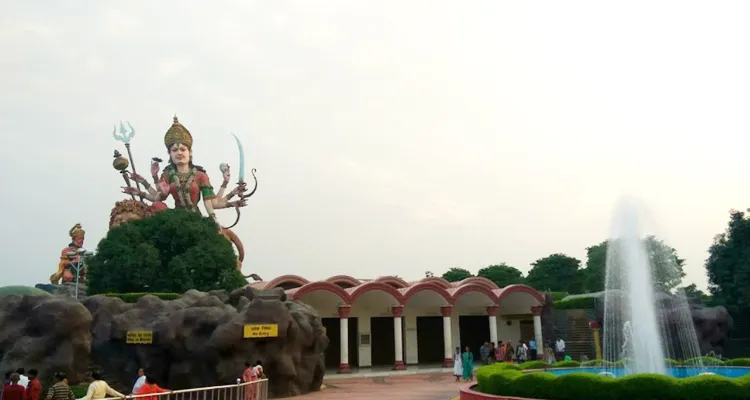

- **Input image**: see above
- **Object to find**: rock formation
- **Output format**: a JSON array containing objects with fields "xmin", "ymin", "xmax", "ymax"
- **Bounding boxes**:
[{"xmin": 0, "ymin": 288, "xmax": 327, "ymax": 398}]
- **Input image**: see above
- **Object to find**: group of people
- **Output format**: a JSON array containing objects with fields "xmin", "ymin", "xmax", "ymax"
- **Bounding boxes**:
[
  {"xmin": 241, "ymin": 361, "xmax": 265, "ymax": 400},
  {"xmin": 0, "ymin": 368, "xmax": 168, "ymax": 400},
  {"xmin": 478, "ymin": 339, "xmax": 534, "ymax": 365}
]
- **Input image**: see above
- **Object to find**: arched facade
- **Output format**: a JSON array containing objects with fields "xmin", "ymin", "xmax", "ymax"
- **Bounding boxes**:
[{"xmin": 278, "ymin": 275, "xmax": 546, "ymax": 373}]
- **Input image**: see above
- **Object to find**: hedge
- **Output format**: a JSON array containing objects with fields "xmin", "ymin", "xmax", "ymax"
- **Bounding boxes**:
[
  {"xmin": 548, "ymin": 291, "xmax": 570, "ymax": 302},
  {"xmin": 553, "ymin": 296, "xmax": 597, "ymax": 310},
  {"xmin": 476, "ymin": 365, "xmax": 750, "ymax": 400},
  {"xmin": 105, "ymin": 292, "xmax": 180, "ymax": 303}
]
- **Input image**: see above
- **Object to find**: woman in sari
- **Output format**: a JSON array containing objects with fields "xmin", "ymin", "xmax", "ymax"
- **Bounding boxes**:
[
  {"xmin": 461, "ymin": 346, "xmax": 474, "ymax": 381},
  {"xmin": 452, "ymin": 347, "xmax": 462, "ymax": 381}
]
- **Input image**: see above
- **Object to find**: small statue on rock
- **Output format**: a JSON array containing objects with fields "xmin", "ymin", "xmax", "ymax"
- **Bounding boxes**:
[{"xmin": 50, "ymin": 223, "xmax": 86, "ymax": 284}]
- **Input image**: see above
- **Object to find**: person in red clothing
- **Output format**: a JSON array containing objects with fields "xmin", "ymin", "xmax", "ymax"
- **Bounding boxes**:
[
  {"xmin": 134, "ymin": 376, "xmax": 169, "ymax": 400},
  {"xmin": 2, "ymin": 373, "xmax": 26, "ymax": 400},
  {"xmin": 25, "ymin": 370, "xmax": 41, "ymax": 400}
]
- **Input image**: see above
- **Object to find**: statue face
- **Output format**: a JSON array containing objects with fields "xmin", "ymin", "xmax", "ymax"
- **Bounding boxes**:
[
  {"xmin": 111, "ymin": 212, "xmax": 141, "ymax": 228},
  {"xmin": 73, "ymin": 235, "xmax": 84, "ymax": 247},
  {"xmin": 169, "ymin": 143, "xmax": 191, "ymax": 166}
]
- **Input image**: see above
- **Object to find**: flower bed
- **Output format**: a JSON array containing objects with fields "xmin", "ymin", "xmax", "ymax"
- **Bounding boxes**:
[{"xmin": 471, "ymin": 359, "xmax": 750, "ymax": 400}]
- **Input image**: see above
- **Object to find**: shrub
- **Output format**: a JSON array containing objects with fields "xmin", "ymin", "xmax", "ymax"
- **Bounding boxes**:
[
  {"xmin": 551, "ymin": 360, "xmax": 581, "ymax": 368},
  {"xmin": 477, "ymin": 366, "xmax": 750, "ymax": 400},
  {"xmin": 581, "ymin": 359, "xmax": 624, "ymax": 368},
  {"xmin": 105, "ymin": 292, "xmax": 180, "ymax": 303},
  {"xmin": 553, "ymin": 297, "xmax": 596, "ymax": 309},
  {"xmin": 665, "ymin": 358, "xmax": 682, "ymax": 366},
  {"xmin": 548, "ymin": 291, "xmax": 569, "ymax": 301},
  {"xmin": 726, "ymin": 358, "xmax": 750, "ymax": 367},
  {"xmin": 518, "ymin": 360, "xmax": 550, "ymax": 370},
  {"xmin": 684, "ymin": 356, "xmax": 726, "ymax": 366}
]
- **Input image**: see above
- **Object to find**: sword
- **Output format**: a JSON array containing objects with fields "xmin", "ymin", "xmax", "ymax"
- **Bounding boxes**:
[{"xmin": 231, "ymin": 133, "xmax": 245, "ymax": 184}]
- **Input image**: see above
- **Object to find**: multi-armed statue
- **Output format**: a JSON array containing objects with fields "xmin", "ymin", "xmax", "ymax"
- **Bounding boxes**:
[{"xmin": 110, "ymin": 116, "xmax": 258, "ymax": 270}]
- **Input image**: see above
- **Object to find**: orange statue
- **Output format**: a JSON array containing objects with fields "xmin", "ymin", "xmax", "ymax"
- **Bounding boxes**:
[{"xmin": 50, "ymin": 223, "xmax": 86, "ymax": 284}]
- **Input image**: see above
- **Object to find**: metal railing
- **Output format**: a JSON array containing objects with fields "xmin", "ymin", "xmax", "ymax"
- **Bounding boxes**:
[{"xmin": 102, "ymin": 380, "xmax": 269, "ymax": 400}]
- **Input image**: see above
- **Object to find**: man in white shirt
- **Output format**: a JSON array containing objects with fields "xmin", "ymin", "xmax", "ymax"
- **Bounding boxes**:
[
  {"xmin": 555, "ymin": 338, "xmax": 566, "ymax": 361},
  {"xmin": 78, "ymin": 371, "xmax": 124, "ymax": 400},
  {"xmin": 131, "ymin": 368, "xmax": 146, "ymax": 394},
  {"xmin": 16, "ymin": 368, "xmax": 29, "ymax": 388}
]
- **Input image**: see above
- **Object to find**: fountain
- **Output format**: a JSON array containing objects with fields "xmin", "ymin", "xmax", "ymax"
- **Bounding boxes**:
[{"xmin": 601, "ymin": 199, "xmax": 703, "ymax": 375}]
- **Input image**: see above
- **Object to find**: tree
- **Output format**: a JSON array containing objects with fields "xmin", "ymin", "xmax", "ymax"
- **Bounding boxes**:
[
  {"xmin": 526, "ymin": 253, "xmax": 584, "ymax": 293},
  {"xmin": 643, "ymin": 235, "xmax": 686, "ymax": 292},
  {"xmin": 477, "ymin": 264, "xmax": 524, "ymax": 287},
  {"xmin": 582, "ymin": 237, "xmax": 686, "ymax": 293},
  {"xmin": 441, "ymin": 268, "xmax": 473, "ymax": 282},
  {"xmin": 706, "ymin": 209, "xmax": 750, "ymax": 310},
  {"xmin": 87, "ymin": 209, "xmax": 247, "ymax": 295},
  {"xmin": 583, "ymin": 241, "xmax": 608, "ymax": 293},
  {"xmin": 680, "ymin": 283, "xmax": 711, "ymax": 305}
]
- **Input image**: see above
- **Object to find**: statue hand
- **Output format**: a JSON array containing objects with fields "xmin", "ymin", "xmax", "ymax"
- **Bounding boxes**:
[
  {"xmin": 236, "ymin": 182, "xmax": 248, "ymax": 194},
  {"xmin": 122, "ymin": 186, "xmax": 140, "ymax": 195},
  {"xmin": 222, "ymin": 165, "xmax": 231, "ymax": 183},
  {"xmin": 150, "ymin": 159, "xmax": 160, "ymax": 176},
  {"xmin": 228, "ymin": 199, "xmax": 248, "ymax": 208},
  {"xmin": 130, "ymin": 172, "xmax": 147, "ymax": 184},
  {"xmin": 157, "ymin": 181, "xmax": 170, "ymax": 195}
]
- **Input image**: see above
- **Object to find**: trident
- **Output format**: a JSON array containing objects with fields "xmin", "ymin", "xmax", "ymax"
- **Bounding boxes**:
[{"xmin": 112, "ymin": 121, "xmax": 143, "ymax": 198}]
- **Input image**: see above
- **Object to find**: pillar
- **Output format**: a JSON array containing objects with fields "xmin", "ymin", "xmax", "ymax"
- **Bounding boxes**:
[
  {"xmin": 392, "ymin": 305, "xmax": 406, "ymax": 370},
  {"xmin": 338, "ymin": 305, "xmax": 352, "ymax": 373},
  {"xmin": 441, "ymin": 305, "xmax": 453, "ymax": 367},
  {"xmin": 589, "ymin": 321, "xmax": 602, "ymax": 360},
  {"xmin": 531, "ymin": 305, "xmax": 544, "ymax": 360},
  {"xmin": 487, "ymin": 306, "xmax": 498, "ymax": 345}
]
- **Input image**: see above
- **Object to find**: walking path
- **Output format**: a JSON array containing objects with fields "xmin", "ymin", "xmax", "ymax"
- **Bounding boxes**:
[{"xmin": 302, "ymin": 372, "xmax": 465, "ymax": 400}]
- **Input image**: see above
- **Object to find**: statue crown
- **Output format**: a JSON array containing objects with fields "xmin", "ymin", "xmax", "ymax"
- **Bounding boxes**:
[
  {"xmin": 69, "ymin": 223, "xmax": 85, "ymax": 238},
  {"xmin": 164, "ymin": 115, "xmax": 193, "ymax": 150}
]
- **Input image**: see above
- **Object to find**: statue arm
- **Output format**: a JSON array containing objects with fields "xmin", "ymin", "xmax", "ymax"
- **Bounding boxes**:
[{"xmin": 197, "ymin": 172, "xmax": 221, "ymax": 222}]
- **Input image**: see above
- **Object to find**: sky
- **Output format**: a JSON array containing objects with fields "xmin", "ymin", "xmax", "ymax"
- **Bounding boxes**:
[{"xmin": 1, "ymin": 1, "xmax": 749, "ymax": 291}]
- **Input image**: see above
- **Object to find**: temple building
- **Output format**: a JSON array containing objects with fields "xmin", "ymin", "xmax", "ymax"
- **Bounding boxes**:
[{"xmin": 249, "ymin": 275, "xmax": 546, "ymax": 372}]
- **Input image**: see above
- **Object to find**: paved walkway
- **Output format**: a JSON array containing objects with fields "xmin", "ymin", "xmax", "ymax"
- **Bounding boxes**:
[{"xmin": 301, "ymin": 373, "xmax": 466, "ymax": 399}]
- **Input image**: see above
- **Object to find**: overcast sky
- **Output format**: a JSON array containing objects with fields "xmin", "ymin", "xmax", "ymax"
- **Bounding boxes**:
[{"xmin": 2, "ymin": 1, "xmax": 749, "ymax": 290}]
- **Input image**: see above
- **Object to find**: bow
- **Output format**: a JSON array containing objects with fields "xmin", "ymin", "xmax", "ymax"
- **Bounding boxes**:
[{"xmin": 220, "ymin": 134, "xmax": 258, "ymax": 230}]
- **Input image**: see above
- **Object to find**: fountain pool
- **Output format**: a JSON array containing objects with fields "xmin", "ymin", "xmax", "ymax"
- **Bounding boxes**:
[{"xmin": 544, "ymin": 366, "xmax": 750, "ymax": 379}]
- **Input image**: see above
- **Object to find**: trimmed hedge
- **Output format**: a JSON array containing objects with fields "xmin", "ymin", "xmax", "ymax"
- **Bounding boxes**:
[
  {"xmin": 548, "ymin": 291, "xmax": 570, "ymax": 302},
  {"xmin": 726, "ymin": 358, "xmax": 750, "ymax": 367},
  {"xmin": 105, "ymin": 292, "xmax": 180, "ymax": 303},
  {"xmin": 553, "ymin": 296, "xmax": 597, "ymax": 310},
  {"xmin": 476, "ymin": 365, "xmax": 750, "ymax": 400}
]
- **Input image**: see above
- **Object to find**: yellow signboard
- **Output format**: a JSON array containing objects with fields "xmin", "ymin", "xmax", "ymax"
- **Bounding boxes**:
[
  {"xmin": 243, "ymin": 324, "xmax": 279, "ymax": 338},
  {"xmin": 126, "ymin": 330, "xmax": 153, "ymax": 344}
]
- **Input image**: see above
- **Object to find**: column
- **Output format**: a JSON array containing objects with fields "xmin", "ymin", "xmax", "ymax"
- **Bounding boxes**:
[
  {"xmin": 487, "ymin": 306, "xmax": 498, "ymax": 345},
  {"xmin": 392, "ymin": 306, "xmax": 406, "ymax": 370},
  {"xmin": 338, "ymin": 305, "xmax": 352, "ymax": 373},
  {"xmin": 441, "ymin": 305, "xmax": 453, "ymax": 367},
  {"xmin": 531, "ymin": 305, "xmax": 544, "ymax": 360}
]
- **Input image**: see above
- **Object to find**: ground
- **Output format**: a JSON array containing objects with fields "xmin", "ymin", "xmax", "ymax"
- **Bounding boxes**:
[{"xmin": 303, "ymin": 373, "xmax": 464, "ymax": 399}]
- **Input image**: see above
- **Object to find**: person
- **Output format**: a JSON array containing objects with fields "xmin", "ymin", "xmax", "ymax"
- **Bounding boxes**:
[
  {"xmin": 528, "ymin": 338, "xmax": 537, "ymax": 360},
  {"xmin": 555, "ymin": 337, "xmax": 566, "ymax": 361},
  {"xmin": 15, "ymin": 370, "xmax": 28, "ymax": 389},
  {"xmin": 504, "ymin": 341, "xmax": 514, "ymax": 362},
  {"xmin": 77, "ymin": 371, "xmax": 124, "ymax": 400},
  {"xmin": 134, "ymin": 377, "xmax": 169, "ymax": 400},
  {"xmin": 452, "ymin": 347, "xmax": 462, "ymax": 382},
  {"xmin": 252, "ymin": 361, "xmax": 265, "ymax": 380},
  {"xmin": 1, "ymin": 373, "xmax": 26, "ymax": 400},
  {"xmin": 25, "ymin": 370, "xmax": 41, "ymax": 400},
  {"xmin": 495, "ymin": 341, "xmax": 504, "ymax": 363},
  {"xmin": 488, "ymin": 342, "xmax": 496, "ymax": 364},
  {"xmin": 3, "ymin": 371, "xmax": 12, "ymax": 386},
  {"xmin": 45, "ymin": 373, "xmax": 74, "ymax": 400},
  {"xmin": 516, "ymin": 341, "xmax": 528, "ymax": 363},
  {"xmin": 131, "ymin": 369, "xmax": 146, "ymax": 395},
  {"xmin": 461, "ymin": 346, "xmax": 474, "ymax": 382},
  {"xmin": 479, "ymin": 342, "xmax": 489, "ymax": 365}
]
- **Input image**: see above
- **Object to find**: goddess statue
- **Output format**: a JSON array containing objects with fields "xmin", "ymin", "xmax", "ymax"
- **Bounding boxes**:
[
  {"xmin": 118, "ymin": 116, "xmax": 254, "ymax": 269},
  {"xmin": 50, "ymin": 223, "xmax": 86, "ymax": 284},
  {"xmin": 122, "ymin": 116, "xmax": 248, "ymax": 221}
]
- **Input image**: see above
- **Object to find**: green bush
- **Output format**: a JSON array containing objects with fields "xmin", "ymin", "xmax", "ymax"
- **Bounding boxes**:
[
  {"xmin": 581, "ymin": 359, "xmax": 624, "ymax": 368},
  {"xmin": 477, "ymin": 366, "xmax": 750, "ymax": 400},
  {"xmin": 684, "ymin": 356, "xmax": 726, "ymax": 366},
  {"xmin": 552, "ymin": 360, "xmax": 581, "ymax": 368},
  {"xmin": 548, "ymin": 291, "xmax": 570, "ymax": 301},
  {"xmin": 70, "ymin": 385, "xmax": 89, "ymax": 398},
  {"xmin": 726, "ymin": 358, "xmax": 750, "ymax": 366},
  {"xmin": 518, "ymin": 360, "xmax": 551, "ymax": 370},
  {"xmin": 553, "ymin": 297, "xmax": 597, "ymax": 309},
  {"xmin": 105, "ymin": 292, "xmax": 180, "ymax": 303}
]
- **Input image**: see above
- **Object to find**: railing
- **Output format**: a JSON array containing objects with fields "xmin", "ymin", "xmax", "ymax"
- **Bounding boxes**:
[{"xmin": 103, "ymin": 380, "xmax": 269, "ymax": 400}]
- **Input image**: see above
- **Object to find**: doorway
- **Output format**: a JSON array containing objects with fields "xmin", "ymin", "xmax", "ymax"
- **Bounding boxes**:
[
  {"xmin": 321, "ymin": 317, "xmax": 359, "ymax": 369},
  {"xmin": 416, "ymin": 316, "xmax": 444, "ymax": 363},
  {"xmin": 458, "ymin": 315, "xmax": 490, "ymax": 360},
  {"xmin": 370, "ymin": 317, "xmax": 405, "ymax": 366}
]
